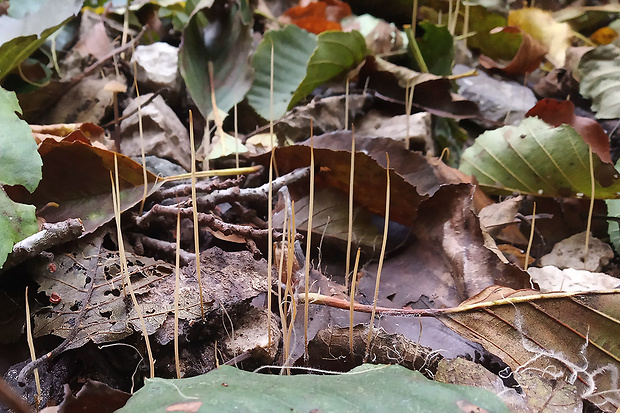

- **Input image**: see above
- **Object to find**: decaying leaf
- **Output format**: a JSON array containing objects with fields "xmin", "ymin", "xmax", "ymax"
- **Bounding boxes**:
[
  {"xmin": 6, "ymin": 135, "xmax": 162, "ymax": 233},
  {"xmin": 32, "ymin": 230, "xmax": 269, "ymax": 349},
  {"xmin": 578, "ymin": 44, "xmax": 620, "ymax": 120},
  {"xmin": 439, "ymin": 286, "xmax": 620, "ymax": 411}
]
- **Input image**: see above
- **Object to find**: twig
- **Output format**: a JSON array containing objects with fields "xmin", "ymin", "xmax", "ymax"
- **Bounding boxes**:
[
  {"xmin": 132, "ymin": 233, "xmax": 196, "ymax": 265},
  {"xmin": 136, "ymin": 167, "xmax": 310, "ymax": 226},
  {"xmin": 195, "ymin": 166, "xmax": 310, "ymax": 209},
  {"xmin": 2, "ymin": 219, "xmax": 84, "ymax": 272},
  {"xmin": 136, "ymin": 205, "xmax": 279, "ymax": 241},
  {"xmin": 153, "ymin": 176, "xmax": 245, "ymax": 202}
]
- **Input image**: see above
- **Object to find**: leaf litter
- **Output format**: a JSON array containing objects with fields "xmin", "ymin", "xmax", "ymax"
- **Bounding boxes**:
[{"xmin": 1, "ymin": 0, "xmax": 620, "ymax": 412}]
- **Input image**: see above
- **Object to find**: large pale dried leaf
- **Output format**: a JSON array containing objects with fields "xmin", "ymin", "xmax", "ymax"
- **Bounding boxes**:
[
  {"xmin": 459, "ymin": 117, "xmax": 620, "ymax": 199},
  {"xmin": 578, "ymin": 44, "xmax": 620, "ymax": 120},
  {"xmin": 439, "ymin": 286, "xmax": 620, "ymax": 410},
  {"xmin": 356, "ymin": 184, "xmax": 528, "ymax": 359},
  {"xmin": 508, "ymin": 7, "xmax": 571, "ymax": 67}
]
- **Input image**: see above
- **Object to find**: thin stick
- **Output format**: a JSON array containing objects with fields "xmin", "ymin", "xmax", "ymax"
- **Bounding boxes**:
[
  {"xmin": 349, "ymin": 248, "xmax": 361, "ymax": 356},
  {"xmin": 585, "ymin": 147, "xmax": 595, "ymax": 253},
  {"xmin": 345, "ymin": 129, "xmax": 356, "ymax": 289},
  {"xmin": 159, "ymin": 165, "xmax": 261, "ymax": 184},
  {"xmin": 189, "ymin": 110, "xmax": 205, "ymax": 319},
  {"xmin": 303, "ymin": 135, "xmax": 315, "ymax": 361},
  {"xmin": 365, "ymin": 154, "xmax": 391, "ymax": 362},
  {"xmin": 24, "ymin": 287, "xmax": 41, "ymax": 409},
  {"xmin": 112, "ymin": 155, "xmax": 155, "ymax": 378},
  {"xmin": 174, "ymin": 209, "xmax": 182, "ymax": 379},
  {"xmin": 267, "ymin": 148, "xmax": 275, "ymax": 348},
  {"xmin": 524, "ymin": 202, "xmax": 536, "ymax": 273}
]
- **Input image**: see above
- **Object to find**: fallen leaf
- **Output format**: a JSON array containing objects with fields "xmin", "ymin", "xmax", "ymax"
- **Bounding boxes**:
[
  {"xmin": 439, "ymin": 286, "xmax": 620, "ymax": 410},
  {"xmin": 508, "ymin": 7, "xmax": 572, "ymax": 67},
  {"xmin": 459, "ymin": 117, "xmax": 620, "ymax": 199},
  {"xmin": 479, "ymin": 27, "xmax": 547, "ymax": 75},
  {"xmin": 526, "ymin": 98, "xmax": 611, "ymax": 163}
]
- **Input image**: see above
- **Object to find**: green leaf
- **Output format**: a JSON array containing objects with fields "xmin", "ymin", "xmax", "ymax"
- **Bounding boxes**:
[
  {"xmin": 578, "ymin": 44, "xmax": 620, "ymax": 120},
  {"xmin": 0, "ymin": 87, "xmax": 42, "ymax": 191},
  {"xmin": 0, "ymin": 0, "xmax": 81, "ymax": 81},
  {"xmin": 246, "ymin": 25, "xmax": 318, "ymax": 120},
  {"xmin": 290, "ymin": 30, "xmax": 368, "ymax": 111},
  {"xmin": 0, "ymin": 189, "xmax": 38, "ymax": 269},
  {"xmin": 415, "ymin": 21, "xmax": 454, "ymax": 76},
  {"xmin": 179, "ymin": 0, "xmax": 254, "ymax": 118},
  {"xmin": 459, "ymin": 117, "xmax": 620, "ymax": 198},
  {"xmin": 466, "ymin": 6, "xmax": 521, "ymax": 61},
  {"xmin": 117, "ymin": 364, "xmax": 510, "ymax": 413}
]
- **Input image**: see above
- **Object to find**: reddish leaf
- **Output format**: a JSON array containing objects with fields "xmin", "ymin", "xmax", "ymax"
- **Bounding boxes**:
[
  {"xmin": 282, "ymin": 0, "xmax": 351, "ymax": 34},
  {"xmin": 255, "ymin": 144, "xmax": 427, "ymax": 227},
  {"xmin": 479, "ymin": 27, "xmax": 547, "ymax": 75},
  {"xmin": 526, "ymin": 98, "xmax": 611, "ymax": 163},
  {"xmin": 7, "ymin": 136, "xmax": 160, "ymax": 233}
]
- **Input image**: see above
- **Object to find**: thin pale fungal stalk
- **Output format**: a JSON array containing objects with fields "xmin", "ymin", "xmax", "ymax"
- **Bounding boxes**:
[
  {"xmin": 524, "ymin": 202, "xmax": 536, "ymax": 275},
  {"xmin": 189, "ymin": 110, "xmax": 205, "ymax": 319},
  {"xmin": 345, "ymin": 129, "xmax": 355, "ymax": 290},
  {"xmin": 234, "ymin": 103, "xmax": 240, "ymax": 175},
  {"xmin": 304, "ymin": 135, "xmax": 315, "ymax": 361},
  {"xmin": 349, "ymin": 248, "xmax": 361, "ymax": 356},
  {"xmin": 112, "ymin": 155, "xmax": 155, "ymax": 378},
  {"xmin": 405, "ymin": 81, "xmax": 414, "ymax": 150},
  {"xmin": 463, "ymin": 1, "xmax": 470, "ymax": 37},
  {"xmin": 365, "ymin": 154, "xmax": 391, "ymax": 362},
  {"xmin": 174, "ymin": 209, "xmax": 182, "ymax": 379},
  {"xmin": 344, "ymin": 77, "xmax": 349, "ymax": 130},
  {"xmin": 133, "ymin": 63, "xmax": 148, "ymax": 216},
  {"xmin": 25, "ymin": 286, "xmax": 41, "ymax": 409},
  {"xmin": 270, "ymin": 39, "xmax": 275, "ymax": 146},
  {"xmin": 586, "ymin": 147, "xmax": 595, "ymax": 253},
  {"xmin": 267, "ymin": 149, "xmax": 275, "ymax": 348}
]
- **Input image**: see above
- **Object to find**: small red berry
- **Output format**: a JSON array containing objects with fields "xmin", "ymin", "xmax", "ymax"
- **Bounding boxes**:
[
  {"xmin": 49, "ymin": 292, "xmax": 61, "ymax": 304},
  {"xmin": 48, "ymin": 263, "xmax": 56, "ymax": 272}
]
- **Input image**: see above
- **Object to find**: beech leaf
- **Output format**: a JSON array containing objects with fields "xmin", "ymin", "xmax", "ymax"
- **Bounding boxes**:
[{"xmin": 459, "ymin": 117, "xmax": 620, "ymax": 199}]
